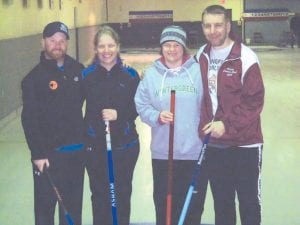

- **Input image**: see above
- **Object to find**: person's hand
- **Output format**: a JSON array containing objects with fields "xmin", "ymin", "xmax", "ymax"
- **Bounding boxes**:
[
  {"xmin": 202, "ymin": 121, "xmax": 225, "ymax": 138},
  {"xmin": 32, "ymin": 159, "xmax": 49, "ymax": 173},
  {"xmin": 102, "ymin": 109, "xmax": 117, "ymax": 121},
  {"xmin": 159, "ymin": 111, "xmax": 173, "ymax": 124}
]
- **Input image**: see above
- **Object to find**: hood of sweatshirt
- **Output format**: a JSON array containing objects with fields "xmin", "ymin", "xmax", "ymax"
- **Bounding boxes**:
[{"xmin": 153, "ymin": 56, "xmax": 196, "ymax": 99}]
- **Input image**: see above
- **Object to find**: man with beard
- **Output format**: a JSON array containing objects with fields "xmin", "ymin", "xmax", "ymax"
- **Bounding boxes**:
[
  {"xmin": 196, "ymin": 5, "xmax": 264, "ymax": 225},
  {"xmin": 21, "ymin": 21, "xmax": 85, "ymax": 225}
]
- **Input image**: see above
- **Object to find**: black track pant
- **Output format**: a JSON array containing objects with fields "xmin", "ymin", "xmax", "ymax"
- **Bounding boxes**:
[
  {"xmin": 33, "ymin": 150, "xmax": 85, "ymax": 225},
  {"xmin": 152, "ymin": 159, "xmax": 208, "ymax": 225},
  {"xmin": 206, "ymin": 146, "xmax": 263, "ymax": 225},
  {"xmin": 85, "ymin": 142, "xmax": 139, "ymax": 225}
]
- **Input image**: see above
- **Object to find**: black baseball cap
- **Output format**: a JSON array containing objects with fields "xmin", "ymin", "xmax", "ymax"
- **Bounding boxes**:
[{"xmin": 42, "ymin": 21, "xmax": 70, "ymax": 39}]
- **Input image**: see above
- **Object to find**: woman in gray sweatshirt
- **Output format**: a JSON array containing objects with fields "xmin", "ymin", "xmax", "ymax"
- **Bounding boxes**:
[{"xmin": 134, "ymin": 25, "xmax": 208, "ymax": 225}]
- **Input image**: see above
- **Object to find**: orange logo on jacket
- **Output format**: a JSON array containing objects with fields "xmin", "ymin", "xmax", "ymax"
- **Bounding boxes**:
[{"xmin": 49, "ymin": 80, "xmax": 58, "ymax": 90}]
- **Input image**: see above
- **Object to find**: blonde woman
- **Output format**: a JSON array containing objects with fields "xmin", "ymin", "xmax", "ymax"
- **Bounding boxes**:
[{"xmin": 82, "ymin": 25, "xmax": 140, "ymax": 225}]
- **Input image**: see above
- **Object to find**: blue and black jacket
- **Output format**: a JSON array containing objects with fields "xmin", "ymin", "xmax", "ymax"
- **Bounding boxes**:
[
  {"xmin": 21, "ymin": 52, "xmax": 85, "ymax": 160},
  {"xmin": 82, "ymin": 58, "xmax": 140, "ymax": 150}
]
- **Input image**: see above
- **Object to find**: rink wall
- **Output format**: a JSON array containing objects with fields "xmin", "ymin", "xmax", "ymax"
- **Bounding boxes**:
[{"xmin": 1, "ymin": 0, "xmax": 300, "ymax": 120}]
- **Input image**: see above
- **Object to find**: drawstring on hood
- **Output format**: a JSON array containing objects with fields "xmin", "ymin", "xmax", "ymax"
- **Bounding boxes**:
[{"xmin": 157, "ymin": 57, "xmax": 195, "ymax": 99}]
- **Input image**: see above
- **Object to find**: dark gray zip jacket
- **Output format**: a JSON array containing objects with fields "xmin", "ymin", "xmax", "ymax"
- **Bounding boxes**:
[
  {"xmin": 21, "ymin": 52, "xmax": 85, "ymax": 160},
  {"xmin": 82, "ymin": 58, "xmax": 140, "ymax": 150}
]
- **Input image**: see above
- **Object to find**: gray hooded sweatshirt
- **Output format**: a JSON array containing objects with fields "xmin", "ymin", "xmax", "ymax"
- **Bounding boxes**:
[{"xmin": 134, "ymin": 56, "xmax": 203, "ymax": 160}]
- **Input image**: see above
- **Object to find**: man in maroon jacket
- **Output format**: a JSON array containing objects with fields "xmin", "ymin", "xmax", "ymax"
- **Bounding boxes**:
[{"xmin": 196, "ymin": 5, "xmax": 264, "ymax": 225}]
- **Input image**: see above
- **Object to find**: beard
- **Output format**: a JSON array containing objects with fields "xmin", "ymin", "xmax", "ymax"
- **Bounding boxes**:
[{"xmin": 44, "ymin": 48, "xmax": 66, "ymax": 61}]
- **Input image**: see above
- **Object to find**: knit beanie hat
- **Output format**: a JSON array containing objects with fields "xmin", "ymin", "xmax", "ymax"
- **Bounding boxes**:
[{"xmin": 160, "ymin": 25, "xmax": 187, "ymax": 48}]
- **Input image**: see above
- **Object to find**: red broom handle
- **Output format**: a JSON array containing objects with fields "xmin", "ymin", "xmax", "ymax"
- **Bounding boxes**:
[{"xmin": 166, "ymin": 90, "xmax": 176, "ymax": 225}]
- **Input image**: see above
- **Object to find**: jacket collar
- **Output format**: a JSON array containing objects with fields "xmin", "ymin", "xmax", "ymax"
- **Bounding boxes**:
[
  {"xmin": 40, "ymin": 51, "xmax": 71, "ymax": 70},
  {"xmin": 203, "ymin": 41, "xmax": 241, "ymax": 60}
]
